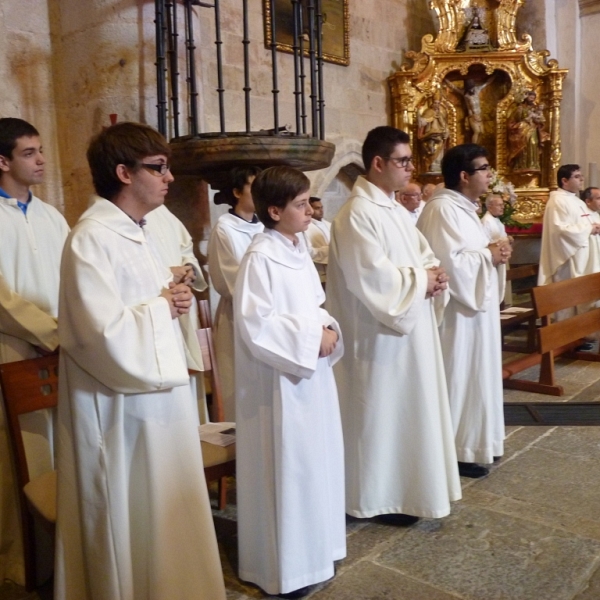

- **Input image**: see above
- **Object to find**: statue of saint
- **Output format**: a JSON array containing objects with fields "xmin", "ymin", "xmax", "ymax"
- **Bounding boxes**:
[
  {"xmin": 507, "ymin": 90, "xmax": 549, "ymax": 172},
  {"xmin": 461, "ymin": 11, "xmax": 492, "ymax": 51},
  {"xmin": 418, "ymin": 94, "xmax": 449, "ymax": 173},
  {"xmin": 444, "ymin": 72, "xmax": 497, "ymax": 144}
]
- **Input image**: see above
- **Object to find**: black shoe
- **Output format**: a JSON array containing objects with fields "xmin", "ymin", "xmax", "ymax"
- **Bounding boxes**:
[
  {"xmin": 458, "ymin": 462, "xmax": 489, "ymax": 478},
  {"xmin": 277, "ymin": 586, "xmax": 312, "ymax": 598},
  {"xmin": 376, "ymin": 513, "xmax": 420, "ymax": 526},
  {"xmin": 493, "ymin": 456, "xmax": 502, "ymax": 462},
  {"xmin": 576, "ymin": 342, "xmax": 595, "ymax": 352}
]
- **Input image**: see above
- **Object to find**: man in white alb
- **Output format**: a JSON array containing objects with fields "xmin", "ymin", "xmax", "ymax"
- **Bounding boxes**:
[
  {"xmin": 327, "ymin": 125, "xmax": 461, "ymax": 526},
  {"xmin": 0, "ymin": 117, "xmax": 69, "ymax": 585},
  {"xmin": 305, "ymin": 196, "xmax": 331, "ymax": 282},
  {"xmin": 418, "ymin": 143, "xmax": 512, "ymax": 479}
]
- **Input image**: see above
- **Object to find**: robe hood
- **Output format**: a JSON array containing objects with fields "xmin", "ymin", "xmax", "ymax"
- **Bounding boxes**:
[
  {"xmin": 79, "ymin": 196, "xmax": 146, "ymax": 243},
  {"xmin": 245, "ymin": 229, "xmax": 310, "ymax": 269},
  {"xmin": 353, "ymin": 175, "xmax": 398, "ymax": 208},
  {"xmin": 427, "ymin": 187, "xmax": 480, "ymax": 215},
  {"xmin": 218, "ymin": 211, "xmax": 264, "ymax": 234}
]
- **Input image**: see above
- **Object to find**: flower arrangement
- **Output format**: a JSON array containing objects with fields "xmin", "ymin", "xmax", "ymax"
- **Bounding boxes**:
[{"xmin": 483, "ymin": 168, "xmax": 531, "ymax": 229}]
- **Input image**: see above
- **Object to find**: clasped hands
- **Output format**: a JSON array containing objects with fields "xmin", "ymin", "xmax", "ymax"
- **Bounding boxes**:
[
  {"xmin": 426, "ymin": 266, "xmax": 449, "ymax": 298},
  {"xmin": 488, "ymin": 239, "xmax": 513, "ymax": 267},
  {"xmin": 161, "ymin": 281, "xmax": 193, "ymax": 319},
  {"xmin": 591, "ymin": 224, "xmax": 600, "ymax": 236}
]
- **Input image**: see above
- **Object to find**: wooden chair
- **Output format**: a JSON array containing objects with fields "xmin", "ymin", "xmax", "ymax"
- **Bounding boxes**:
[
  {"xmin": 197, "ymin": 299, "xmax": 236, "ymax": 509},
  {"xmin": 503, "ymin": 271, "xmax": 600, "ymax": 395},
  {"xmin": 0, "ymin": 354, "xmax": 58, "ymax": 591}
]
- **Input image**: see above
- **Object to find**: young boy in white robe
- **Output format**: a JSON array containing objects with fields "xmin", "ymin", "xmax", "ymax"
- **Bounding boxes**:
[
  {"xmin": 234, "ymin": 166, "xmax": 346, "ymax": 599},
  {"xmin": 208, "ymin": 166, "xmax": 263, "ymax": 420},
  {"xmin": 55, "ymin": 122, "xmax": 226, "ymax": 600}
]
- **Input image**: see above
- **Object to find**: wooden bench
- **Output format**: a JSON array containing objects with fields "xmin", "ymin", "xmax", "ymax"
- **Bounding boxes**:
[
  {"xmin": 500, "ymin": 264, "xmax": 539, "ymax": 353},
  {"xmin": 503, "ymin": 271, "xmax": 600, "ymax": 396}
]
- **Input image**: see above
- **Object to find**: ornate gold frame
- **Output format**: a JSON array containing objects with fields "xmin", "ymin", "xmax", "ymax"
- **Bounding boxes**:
[
  {"xmin": 388, "ymin": 0, "xmax": 567, "ymax": 221},
  {"xmin": 263, "ymin": 0, "xmax": 350, "ymax": 67}
]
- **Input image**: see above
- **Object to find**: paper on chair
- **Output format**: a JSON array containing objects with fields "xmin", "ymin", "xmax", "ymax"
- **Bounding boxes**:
[
  {"xmin": 501, "ymin": 306, "xmax": 532, "ymax": 314},
  {"xmin": 199, "ymin": 422, "xmax": 236, "ymax": 446}
]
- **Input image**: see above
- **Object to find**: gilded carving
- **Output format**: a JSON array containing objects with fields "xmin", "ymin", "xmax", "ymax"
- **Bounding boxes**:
[{"xmin": 388, "ymin": 0, "xmax": 568, "ymax": 220}]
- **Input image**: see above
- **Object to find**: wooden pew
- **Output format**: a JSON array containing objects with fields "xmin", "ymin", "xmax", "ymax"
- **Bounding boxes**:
[
  {"xmin": 503, "ymin": 271, "xmax": 600, "ymax": 396},
  {"xmin": 500, "ymin": 264, "xmax": 539, "ymax": 353}
]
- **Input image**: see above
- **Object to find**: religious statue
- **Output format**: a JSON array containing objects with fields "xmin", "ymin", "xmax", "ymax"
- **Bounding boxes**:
[
  {"xmin": 444, "ymin": 72, "xmax": 497, "ymax": 144},
  {"xmin": 417, "ymin": 93, "xmax": 449, "ymax": 173},
  {"xmin": 507, "ymin": 90, "xmax": 549, "ymax": 172},
  {"xmin": 459, "ymin": 7, "xmax": 492, "ymax": 52}
]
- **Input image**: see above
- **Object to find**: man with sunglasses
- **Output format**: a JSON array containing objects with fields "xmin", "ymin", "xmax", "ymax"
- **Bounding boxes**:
[
  {"xmin": 327, "ymin": 126, "xmax": 461, "ymax": 527},
  {"xmin": 55, "ymin": 122, "xmax": 226, "ymax": 600},
  {"xmin": 418, "ymin": 144, "xmax": 511, "ymax": 479}
]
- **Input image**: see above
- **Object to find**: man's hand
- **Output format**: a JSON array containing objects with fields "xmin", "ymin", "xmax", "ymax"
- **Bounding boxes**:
[
  {"xmin": 161, "ymin": 282, "xmax": 193, "ymax": 318},
  {"xmin": 591, "ymin": 224, "xmax": 600, "ymax": 236},
  {"xmin": 319, "ymin": 327, "xmax": 338, "ymax": 358},
  {"xmin": 488, "ymin": 240, "xmax": 512, "ymax": 266},
  {"xmin": 426, "ymin": 266, "xmax": 449, "ymax": 298},
  {"xmin": 170, "ymin": 265, "xmax": 196, "ymax": 286}
]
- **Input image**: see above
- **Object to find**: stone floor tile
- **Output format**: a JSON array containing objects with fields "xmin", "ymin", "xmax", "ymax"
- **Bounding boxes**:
[
  {"xmin": 476, "ymin": 447, "xmax": 600, "ymax": 521},
  {"xmin": 310, "ymin": 561, "xmax": 462, "ymax": 600},
  {"xmin": 500, "ymin": 425, "xmax": 555, "ymax": 459},
  {"xmin": 375, "ymin": 504, "xmax": 600, "ymax": 600},
  {"xmin": 534, "ymin": 426, "xmax": 600, "ymax": 459},
  {"xmin": 572, "ymin": 562, "xmax": 600, "ymax": 600}
]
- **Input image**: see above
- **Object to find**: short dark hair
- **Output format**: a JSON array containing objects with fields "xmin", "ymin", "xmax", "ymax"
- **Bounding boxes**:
[
  {"xmin": 309, "ymin": 196, "xmax": 322, "ymax": 205},
  {"xmin": 582, "ymin": 187, "xmax": 600, "ymax": 202},
  {"xmin": 0, "ymin": 118, "xmax": 40, "ymax": 160},
  {"xmin": 86, "ymin": 122, "xmax": 171, "ymax": 201},
  {"xmin": 362, "ymin": 126, "xmax": 410, "ymax": 173},
  {"xmin": 557, "ymin": 164, "xmax": 580, "ymax": 189},
  {"xmin": 441, "ymin": 143, "xmax": 488, "ymax": 190},
  {"xmin": 214, "ymin": 166, "xmax": 262, "ymax": 207},
  {"xmin": 251, "ymin": 166, "xmax": 310, "ymax": 229}
]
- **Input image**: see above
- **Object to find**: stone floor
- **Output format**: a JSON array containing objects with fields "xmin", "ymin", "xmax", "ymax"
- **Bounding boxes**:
[{"xmin": 6, "ymin": 352, "xmax": 600, "ymax": 600}]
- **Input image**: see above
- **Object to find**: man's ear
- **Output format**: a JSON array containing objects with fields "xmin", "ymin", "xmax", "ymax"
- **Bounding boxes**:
[
  {"xmin": 115, "ymin": 164, "xmax": 133, "ymax": 186},
  {"xmin": 371, "ymin": 156, "xmax": 385, "ymax": 174},
  {"xmin": 459, "ymin": 170, "xmax": 470, "ymax": 186},
  {"xmin": 0, "ymin": 154, "xmax": 10, "ymax": 173},
  {"xmin": 267, "ymin": 205, "xmax": 281, "ymax": 223}
]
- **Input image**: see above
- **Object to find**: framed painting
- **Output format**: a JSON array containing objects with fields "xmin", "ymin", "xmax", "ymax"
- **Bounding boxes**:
[{"xmin": 263, "ymin": 0, "xmax": 350, "ymax": 67}]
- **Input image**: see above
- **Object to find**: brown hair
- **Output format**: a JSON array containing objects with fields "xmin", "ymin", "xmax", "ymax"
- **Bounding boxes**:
[
  {"xmin": 251, "ymin": 166, "xmax": 310, "ymax": 229},
  {"xmin": 0, "ymin": 118, "xmax": 39, "ymax": 160},
  {"xmin": 86, "ymin": 122, "xmax": 171, "ymax": 201}
]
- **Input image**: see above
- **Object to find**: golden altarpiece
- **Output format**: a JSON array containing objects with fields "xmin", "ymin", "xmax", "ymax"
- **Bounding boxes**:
[{"xmin": 388, "ymin": 0, "xmax": 567, "ymax": 221}]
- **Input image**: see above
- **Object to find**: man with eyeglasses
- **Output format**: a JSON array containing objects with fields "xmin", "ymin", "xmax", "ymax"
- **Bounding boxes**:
[
  {"xmin": 538, "ymin": 167, "xmax": 600, "ymax": 318},
  {"xmin": 327, "ymin": 126, "xmax": 461, "ymax": 527},
  {"xmin": 55, "ymin": 122, "xmax": 226, "ymax": 600},
  {"xmin": 418, "ymin": 144, "xmax": 511, "ymax": 480},
  {"xmin": 396, "ymin": 182, "xmax": 425, "ymax": 225}
]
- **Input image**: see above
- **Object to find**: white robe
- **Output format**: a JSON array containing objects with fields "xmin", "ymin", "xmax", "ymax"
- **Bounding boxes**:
[
  {"xmin": 0, "ymin": 193, "xmax": 69, "ymax": 584},
  {"xmin": 234, "ymin": 229, "xmax": 346, "ymax": 595},
  {"xmin": 306, "ymin": 219, "xmax": 331, "ymax": 281},
  {"xmin": 538, "ymin": 188, "xmax": 598, "ymax": 285},
  {"xmin": 144, "ymin": 204, "xmax": 209, "ymax": 421},
  {"xmin": 54, "ymin": 198, "xmax": 225, "ymax": 600},
  {"xmin": 207, "ymin": 212, "xmax": 263, "ymax": 420},
  {"xmin": 326, "ymin": 176, "xmax": 461, "ymax": 519},
  {"xmin": 481, "ymin": 211, "xmax": 507, "ymax": 243},
  {"xmin": 418, "ymin": 188, "xmax": 505, "ymax": 464}
]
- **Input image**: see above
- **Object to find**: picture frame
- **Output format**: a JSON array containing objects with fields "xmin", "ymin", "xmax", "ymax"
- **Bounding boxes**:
[{"xmin": 263, "ymin": 0, "xmax": 350, "ymax": 67}]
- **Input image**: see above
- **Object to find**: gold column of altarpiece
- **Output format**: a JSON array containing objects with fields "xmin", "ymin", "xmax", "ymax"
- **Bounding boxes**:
[{"xmin": 388, "ymin": 0, "xmax": 567, "ymax": 221}]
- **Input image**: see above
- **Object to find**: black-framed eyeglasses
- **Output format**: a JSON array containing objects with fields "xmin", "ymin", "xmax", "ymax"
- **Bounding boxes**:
[
  {"xmin": 141, "ymin": 163, "xmax": 171, "ymax": 176},
  {"xmin": 384, "ymin": 156, "xmax": 413, "ymax": 168},
  {"xmin": 467, "ymin": 163, "xmax": 491, "ymax": 174}
]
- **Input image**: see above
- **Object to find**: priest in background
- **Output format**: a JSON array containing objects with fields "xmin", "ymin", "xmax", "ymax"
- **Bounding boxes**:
[
  {"xmin": 418, "ymin": 144, "xmax": 511, "ymax": 479},
  {"xmin": 54, "ymin": 122, "xmax": 226, "ymax": 600},
  {"xmin": 327, "ymin": 125, "xmax": 461, "ymax": 526},
  {"xmin": 305, "ymin": 196, "xmax": 331, "ymax": 283}
]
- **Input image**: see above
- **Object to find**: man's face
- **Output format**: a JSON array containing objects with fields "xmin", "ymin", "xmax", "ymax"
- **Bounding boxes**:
[
  {"xmin": 399, "ymin": 183, "xmax": 422, "ymax": 212},
  {"xmin": 310, "ymin": 200, "xmax": 324, "ymax": 221},
  {"xmin": 461, "ymin": 156, "xmax": 492, "ymax": 201},
  {"xmin": 487, "ymin": 196, "xmax": 504, "ymax": 217},
  {"xmin": 129, "ymin": 154, "xmax": 174, "ymax": 214},
  {"xmin": 0, "ymin": 136, "xmax": 45, "ymax": 188},
  {"xmin": 381, "ymin": 143, "xmax": 414, "ymax": 193},
  {"xmin": 562, "ymin": 170, "xmax": 584, "ymax": 194},
  {"xmin": 586, "ymin": 188, "xmax": 600, "ymax": 212}
]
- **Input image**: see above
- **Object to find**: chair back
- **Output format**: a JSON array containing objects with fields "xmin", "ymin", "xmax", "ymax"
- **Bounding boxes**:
[{"xmin": 0, "ymin": 354, "xmax": 59, "ymax": 489}]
